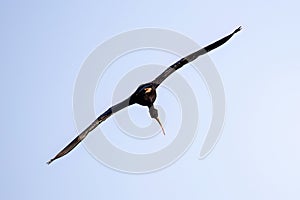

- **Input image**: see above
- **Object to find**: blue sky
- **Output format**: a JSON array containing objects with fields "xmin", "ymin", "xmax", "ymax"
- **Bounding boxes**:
[{"xmin": 1, "ymin": 1, "xmax": 300, "ymax": 199}]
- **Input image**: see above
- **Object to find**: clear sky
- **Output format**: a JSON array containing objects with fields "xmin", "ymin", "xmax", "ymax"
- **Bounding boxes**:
[{"xmin": 1, "ymin": 1, "xmax": 300, "ymax": 200}]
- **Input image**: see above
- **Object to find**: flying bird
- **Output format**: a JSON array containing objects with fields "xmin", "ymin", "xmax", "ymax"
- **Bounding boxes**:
[{"xmin": 47, "ymin": 27, "xmax": 241, "ymax": 165}]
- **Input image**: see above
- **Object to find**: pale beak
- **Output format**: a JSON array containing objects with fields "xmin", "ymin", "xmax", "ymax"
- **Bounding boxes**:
[{"xmin": 154, "ymin": 117, "xmax": 165, "ymax": 135}]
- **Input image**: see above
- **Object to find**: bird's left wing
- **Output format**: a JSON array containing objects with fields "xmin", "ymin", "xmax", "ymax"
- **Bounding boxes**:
[
  {"xmin": 47, "ymin": 97, "xmax": 131, "ymax": 164},
  {"xmin": 152, "ymin": 27, "xmax": 241, "ymax": 87}
]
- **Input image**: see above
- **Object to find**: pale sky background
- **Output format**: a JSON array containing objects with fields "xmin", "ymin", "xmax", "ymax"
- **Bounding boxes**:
[{"xmin": 1, "ymin": 1, "xmax": 300, "ymax": 200}]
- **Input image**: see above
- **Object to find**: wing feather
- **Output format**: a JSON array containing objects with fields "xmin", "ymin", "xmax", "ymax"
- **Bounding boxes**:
[
  {"xmin": 47, "ymin": 97, "xmax": 131, "ymax": 164},
  {"xmin": 152, "ymin": 27, "xmax": 241, "ymax": 87}
]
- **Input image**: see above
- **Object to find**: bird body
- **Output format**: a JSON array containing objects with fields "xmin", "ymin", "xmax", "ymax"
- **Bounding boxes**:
[
  {"xmin": 47, "ymin": 27, "xmax": 241, "ymax": 165},
  {"xmin": 130, "ymin": 83, "xmax": 157, "ymax": 106}
]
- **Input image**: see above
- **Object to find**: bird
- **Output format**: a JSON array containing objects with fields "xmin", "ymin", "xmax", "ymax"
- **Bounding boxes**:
[{"xmin": 47, "ymin": 26, "xmax": 241, "ymax": 165}]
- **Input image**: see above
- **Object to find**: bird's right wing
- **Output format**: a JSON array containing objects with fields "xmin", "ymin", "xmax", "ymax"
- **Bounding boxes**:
[
  {"xmin": 152, "ymin": 26, "xmax": 241, "ymax": 87},
  {"xmin": 47, "ymin": 97, "xmax": 131, "ymax": 165}
]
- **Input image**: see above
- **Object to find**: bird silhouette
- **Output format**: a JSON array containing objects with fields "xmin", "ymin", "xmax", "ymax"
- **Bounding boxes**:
[{"xmin": 47, "ymin": 27, "xmax": 241, "ymax": 165}]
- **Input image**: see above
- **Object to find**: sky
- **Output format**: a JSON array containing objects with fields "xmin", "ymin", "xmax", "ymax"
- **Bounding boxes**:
[{"xmin": 1, "ymin": 1, "xmax": 300, "ymax": 200}]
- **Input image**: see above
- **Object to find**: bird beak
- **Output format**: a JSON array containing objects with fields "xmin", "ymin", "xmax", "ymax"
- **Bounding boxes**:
[{"xmin": 154, "ymin": 117, "xmax": 165, "ymax": 135}]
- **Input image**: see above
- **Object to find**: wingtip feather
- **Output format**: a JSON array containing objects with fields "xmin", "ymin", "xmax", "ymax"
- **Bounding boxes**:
[
  {"xmin": 46, "ymin": 159, "xmax": 53, "ymax": 165},
  {"xmin": 234, "ymin": 26, "xmax": 242, "ymax": 34}
]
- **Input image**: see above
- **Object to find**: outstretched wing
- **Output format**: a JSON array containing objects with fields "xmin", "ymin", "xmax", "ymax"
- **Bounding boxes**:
[
  {"xmin": 47, "ymin": 97, "xmax": 131, "ymax": 164},
  {"xmin": 152, "ymin": 26, "xmax": 241, "ymax": 87}
]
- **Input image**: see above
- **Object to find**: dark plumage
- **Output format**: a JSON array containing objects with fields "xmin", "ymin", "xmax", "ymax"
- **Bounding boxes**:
[{"xmin": 47, "ymin": 27, "xmax": 241, "ymax": 165}]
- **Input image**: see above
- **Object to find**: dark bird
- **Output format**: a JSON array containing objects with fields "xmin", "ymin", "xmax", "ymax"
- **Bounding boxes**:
[{"xmin": 47, "ymin": 27, "xmax": 241, "ymax": 165}]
